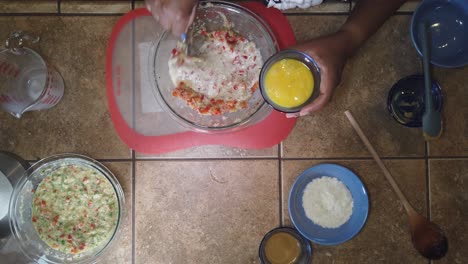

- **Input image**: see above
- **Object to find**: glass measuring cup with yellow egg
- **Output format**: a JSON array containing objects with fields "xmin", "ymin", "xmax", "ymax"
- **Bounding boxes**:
[{"xmin": 259, "ymin": 50, "xmax": 321, "ymax": 113}]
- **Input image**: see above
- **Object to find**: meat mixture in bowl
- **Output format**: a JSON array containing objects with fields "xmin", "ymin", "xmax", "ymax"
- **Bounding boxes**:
[{"xmin": 168, "ymin": 30, "xmax": 263, "ymax": 115}]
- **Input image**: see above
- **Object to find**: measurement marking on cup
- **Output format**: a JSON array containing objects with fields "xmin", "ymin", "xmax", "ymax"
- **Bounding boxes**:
[{"xmin": 0, "ymin": 47, "xmax": 65, "ymax": 118}]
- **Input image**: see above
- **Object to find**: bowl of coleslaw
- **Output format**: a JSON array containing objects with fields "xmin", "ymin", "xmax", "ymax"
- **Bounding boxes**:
[
  {"xmin": 9, "ymin": 154, "xmax": 125, "ymax": 264},
  {"xmin": 150, "ymin": 1, "xmax": 279, "ymax": 133}
]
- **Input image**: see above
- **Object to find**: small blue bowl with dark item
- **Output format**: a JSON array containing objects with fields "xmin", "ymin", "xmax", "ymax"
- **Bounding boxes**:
[
  {"xmin": 387, "ymin": 74, "xmax": 443, "ymax": 127},
  {"xmin": 288, "ymin": 164, "xmax": 369, "ymax": 246},
  {"xmin": 411, "ymin": 0, "xmax": 468, "ymax": 68}
]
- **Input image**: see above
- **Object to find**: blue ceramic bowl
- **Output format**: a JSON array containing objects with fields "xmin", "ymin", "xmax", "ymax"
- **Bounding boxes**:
[
  {"xmin": 288, "ymin": 164, "xmax": 369, "ymax": 246},
  {"xmin": 411, "ymin": 0, "xmax": 468, "ymax": 68}
]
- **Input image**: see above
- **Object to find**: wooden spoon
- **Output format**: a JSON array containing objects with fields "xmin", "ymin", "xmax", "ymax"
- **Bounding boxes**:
[{"xmin": 344, "ymin": 110, "xmax": 448, "ymax": 259}]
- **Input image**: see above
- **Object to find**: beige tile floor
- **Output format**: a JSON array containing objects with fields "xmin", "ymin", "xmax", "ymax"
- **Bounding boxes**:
[{"xmin": 0, "ymin": 1, "xmax": 467, "ymax": 264}]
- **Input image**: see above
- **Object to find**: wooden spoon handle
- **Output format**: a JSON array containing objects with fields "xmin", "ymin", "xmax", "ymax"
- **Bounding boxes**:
[{"xmin": 344, "ymin": 110, "xmax": 414, "ymax": 213}]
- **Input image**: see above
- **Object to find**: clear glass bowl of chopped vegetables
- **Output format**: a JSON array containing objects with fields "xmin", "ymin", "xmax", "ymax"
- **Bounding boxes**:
[
  {"xmin": 9, "ymin": 153, "xmax": 125, "ymax": 263},
  {"xmin": 150, "ymin": 1, "xmax": 279, "ymax": 133}
]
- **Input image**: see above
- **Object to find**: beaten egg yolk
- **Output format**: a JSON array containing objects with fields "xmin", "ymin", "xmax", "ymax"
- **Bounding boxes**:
[{"xmin": 264, "ymin": 59, "xmax": 314, "ymax": 108}]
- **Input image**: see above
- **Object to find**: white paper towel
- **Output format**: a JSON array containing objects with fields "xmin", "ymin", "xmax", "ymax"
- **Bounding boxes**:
[{"xmin": 267, "ymin": 0, "xmax": 323, "ymax": 10}]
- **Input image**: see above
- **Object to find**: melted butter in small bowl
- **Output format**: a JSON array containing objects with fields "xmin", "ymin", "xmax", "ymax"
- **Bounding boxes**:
[
  {"xmin": 260, "ymin": 50, "xmax": 321, "ymax": 113},
  {"xmin": 259, "ymin": 227, "xmax": 312, "ymax": 264}
]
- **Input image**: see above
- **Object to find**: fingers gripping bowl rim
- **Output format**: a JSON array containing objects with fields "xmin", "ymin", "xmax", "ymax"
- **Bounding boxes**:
[
  {"xmin": 9, "ymin": 153, "xmax": 126, "ymax": 264},
  {"xmin": 151, "ymin": 1, "xmax": 280, "ymax": 133}
]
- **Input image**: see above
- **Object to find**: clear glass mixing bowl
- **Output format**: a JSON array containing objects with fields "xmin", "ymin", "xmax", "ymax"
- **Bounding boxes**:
[
  {"xmin": 9, "ymin": 154, "xmax": 125, "ymax": 264},
  {"xmin": 151, "ymin": 1, "xmax": 279, "ymax": 133}
]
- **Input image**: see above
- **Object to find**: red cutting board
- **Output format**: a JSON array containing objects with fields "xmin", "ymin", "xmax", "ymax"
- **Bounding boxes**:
[{"xmin": 106, "ymin": 3, "xmax": 297, "ymax": 154}]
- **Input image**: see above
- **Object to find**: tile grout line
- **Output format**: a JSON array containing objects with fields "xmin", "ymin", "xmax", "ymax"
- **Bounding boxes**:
[
  {"xmin": 281, "ymin": 156, "xmax": 426, "ymax": 160},
  {"xmin": 426, "ymin": 143, "xmax": 433, "ymax": 264},
  {"xmin": 25, "ymin": 155, "xmax": 468, "ymax": 164},
  {"xmin": 134, "ymin": 157, "xmax": 279, "ymax": 161},
  {"xmin": 131, "ymin": 156, "xmax": 438, "ymax": 162},
  {"xmin": 425, "ymin": 141, "xmax": 431, "ymax": 220},
  {"xmin": 131, "ymin": 150, "xmax": 136, "ymax": 264},
  {"xmin": 278, "ymin": 144, "xmax": 283, "ymax": 227},
  {"xmin": 428, "ymin": 157, "xmax": 468, "ymax": 160}
]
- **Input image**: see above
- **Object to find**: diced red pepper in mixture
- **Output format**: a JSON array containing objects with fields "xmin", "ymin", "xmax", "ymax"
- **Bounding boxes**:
[{"xmin": 171, "ymin": 30, "xmax": 260, "ymax": 116}]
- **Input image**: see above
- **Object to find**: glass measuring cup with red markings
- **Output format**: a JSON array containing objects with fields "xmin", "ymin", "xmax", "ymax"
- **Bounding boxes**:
[{"xmin": 0, "ymin": 31, "xmax": 64, "ymax": 118}]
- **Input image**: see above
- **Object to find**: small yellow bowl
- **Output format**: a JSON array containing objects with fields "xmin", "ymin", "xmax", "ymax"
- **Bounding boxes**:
[{"xmin": 259, "ymin": 50, "xmax": 321, "ymax": 113}]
